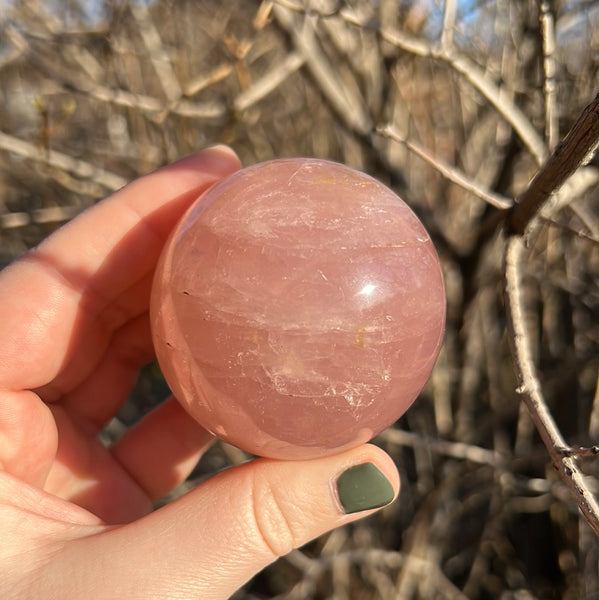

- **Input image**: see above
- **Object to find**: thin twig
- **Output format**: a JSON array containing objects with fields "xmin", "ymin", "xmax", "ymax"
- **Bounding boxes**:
[
  {"xmin": 379, "ymin": 428, "xmax": 504, "ymax": 467},
  {"xmin": 74, "ymin": 80, "xmax": 225, "ymax": 120},
  {"xmin": 435, "ymin": 47, "xmax": 548, "ymax": 166},
  {"xmin": 571, "ymin": 202, "xmax": 599, "ymax": 238},
  {"xmin": 183, "ymin": 63, "xmax": 234, "ymax": 97},
  {"xmin": 440, "ymin": 0, "xmax": 458, "ymax": 51},
  {"xmin": 558, "ymin": 446, "xmax": 599, "ymax": 458},
  {"xmin": 234, "ymin": 51, "xmax": 305, "ymax": 112},
  {"xmin": 541, "ymin": 215, "xmax": 599, "ymax": 246},
  {"xmin": 377, "ymin": 124, "xmax": 512, "ymax": 209},
  {"xmin": 537, "ymin": 166, "xmax": 599, "ymax": 228},
  {"xmin": 538, "ymin": 0, "xmax": 559, "ymax": 149}
]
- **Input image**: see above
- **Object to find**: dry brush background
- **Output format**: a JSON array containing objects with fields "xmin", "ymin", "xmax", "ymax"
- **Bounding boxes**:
[{"xmin": 1, "ymin": 0, "xmax": 599, "ymax": 598}]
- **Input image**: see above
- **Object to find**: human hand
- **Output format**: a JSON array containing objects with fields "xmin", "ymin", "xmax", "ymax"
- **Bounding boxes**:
[{"xmin": 0, "ymin": 146, "xmax": 399, "ymax": 599}]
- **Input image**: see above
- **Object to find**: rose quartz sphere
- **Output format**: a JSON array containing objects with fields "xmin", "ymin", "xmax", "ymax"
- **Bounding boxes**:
[{"xmin": 150, "ymin": 158, "xmax": 446, "ymax": 459}]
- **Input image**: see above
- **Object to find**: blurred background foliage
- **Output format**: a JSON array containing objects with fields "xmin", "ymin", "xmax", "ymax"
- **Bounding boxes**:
[{"xmin": 1, "ymin": 1, "xmax": 599, "ymax": 598}]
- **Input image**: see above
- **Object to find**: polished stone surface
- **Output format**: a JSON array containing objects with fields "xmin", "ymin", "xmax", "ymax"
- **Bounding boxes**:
[{"xmin": 151, "ymin": 158, "xmax": 446, "ymax": 459}]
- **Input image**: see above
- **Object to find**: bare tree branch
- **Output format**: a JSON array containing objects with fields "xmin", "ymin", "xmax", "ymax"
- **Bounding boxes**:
[
  {"xmin": 378, "ymin": 124, "xmax": 513, "ymax": 210},
  {"xmin": 183, "ymin": 63, "xmax": 234, "ymax": 97},
  {"xmin": 234, "ymin": 51, "xmax": 305, "ymax": 113},
  {"xmin": 272, "ymin": 3, "xmax": 373, "ymax": 136},
  {"xmin": 0, "ymin": 130, "xmax": 126, "ymax": 191},
  {"xmin": 501, "ymin": 84, "xmax": 599, "ymax": 539},
  {"xmin": 379, "ymin": 427, "xmax": 504, "ymax": 467},
  {"xmin": 504, "ymin": 234, "xmax": 599, "ymax": 538},
  {"xmin": 129, "ymin": 2, "xmax": 182, "ymax": 104},
  {"xmin": 538, "ymin": 0, "xmax": 559, "ymax": 149},
  {"xmin": 6, "ymin": 26, "xmax": 227, "ymax": 122},
  {"xmin": 0, "ymin": 206, "xmax": 81, "ymax": 229},
  {"xmin": 332, "ymin": 4, "xmax": 549, "ymax": 165},
  {"xmin": 507, "ymin": 92, "xmax": 599, "ymax": 235},
  {"xmin": 440, "ymin": 0, "xmax": 458, "ymax": 51}
]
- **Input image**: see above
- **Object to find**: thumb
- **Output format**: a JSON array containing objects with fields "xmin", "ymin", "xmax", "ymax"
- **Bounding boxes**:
[{"xmin": 61, "ymin": 444, "xmax": 398, "ymax": 599}]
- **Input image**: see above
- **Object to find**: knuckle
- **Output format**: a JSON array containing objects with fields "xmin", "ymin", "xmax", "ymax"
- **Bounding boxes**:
[{"xmin": 248, "ymin": 473, "xmax": 299, "ymax": 558}]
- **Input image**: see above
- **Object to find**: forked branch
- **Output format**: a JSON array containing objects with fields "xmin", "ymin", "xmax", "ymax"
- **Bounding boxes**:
[
  {"xmin": 504, "ymin": 92, "xmax": 599, "ymax": 537},
  {"xmin": 507, "ymin": 92, "xmax": 599, "ymax": 235}
]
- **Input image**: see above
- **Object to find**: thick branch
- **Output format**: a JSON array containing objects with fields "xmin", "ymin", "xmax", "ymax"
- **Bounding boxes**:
[{"xmin": 507, "ymin": 91, "xmax": 599, "ymax": 234}]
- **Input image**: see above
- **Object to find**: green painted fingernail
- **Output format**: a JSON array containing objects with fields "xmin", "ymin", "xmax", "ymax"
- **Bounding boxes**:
[{"xmin": 336, "ymin": 463, "xmax": 395, "ymax": 514}]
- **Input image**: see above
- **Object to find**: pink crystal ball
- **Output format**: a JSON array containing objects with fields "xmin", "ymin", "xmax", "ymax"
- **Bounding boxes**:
[{"xmin": 150, "ymin": 158, "xmax": 446, "ymax": 459}]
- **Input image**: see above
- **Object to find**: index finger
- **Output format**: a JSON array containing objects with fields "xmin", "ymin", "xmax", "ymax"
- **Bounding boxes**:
[{"xmin": 0, "ymin": 146, "xmax": 241, "ymax": 391}]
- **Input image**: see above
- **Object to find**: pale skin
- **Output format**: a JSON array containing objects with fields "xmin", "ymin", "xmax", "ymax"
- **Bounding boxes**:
[{"xmin": 0, "ymin": 146, "xmax": 399, "ymax": 599}]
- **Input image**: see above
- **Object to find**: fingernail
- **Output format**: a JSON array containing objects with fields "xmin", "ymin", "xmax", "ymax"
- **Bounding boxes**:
[
  {"xmin": 206, "ymin": 144, "xmax": 239, "ymax": 160},
  {"xmin": 335, "ymin": 463, "xmax": 395, "ymax": 514}
]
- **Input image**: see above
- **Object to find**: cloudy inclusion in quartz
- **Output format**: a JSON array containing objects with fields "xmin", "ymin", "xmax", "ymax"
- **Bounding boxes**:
[{"xmin": 150, "ymin": 158, "xmax": 446, "ymax": 459}]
